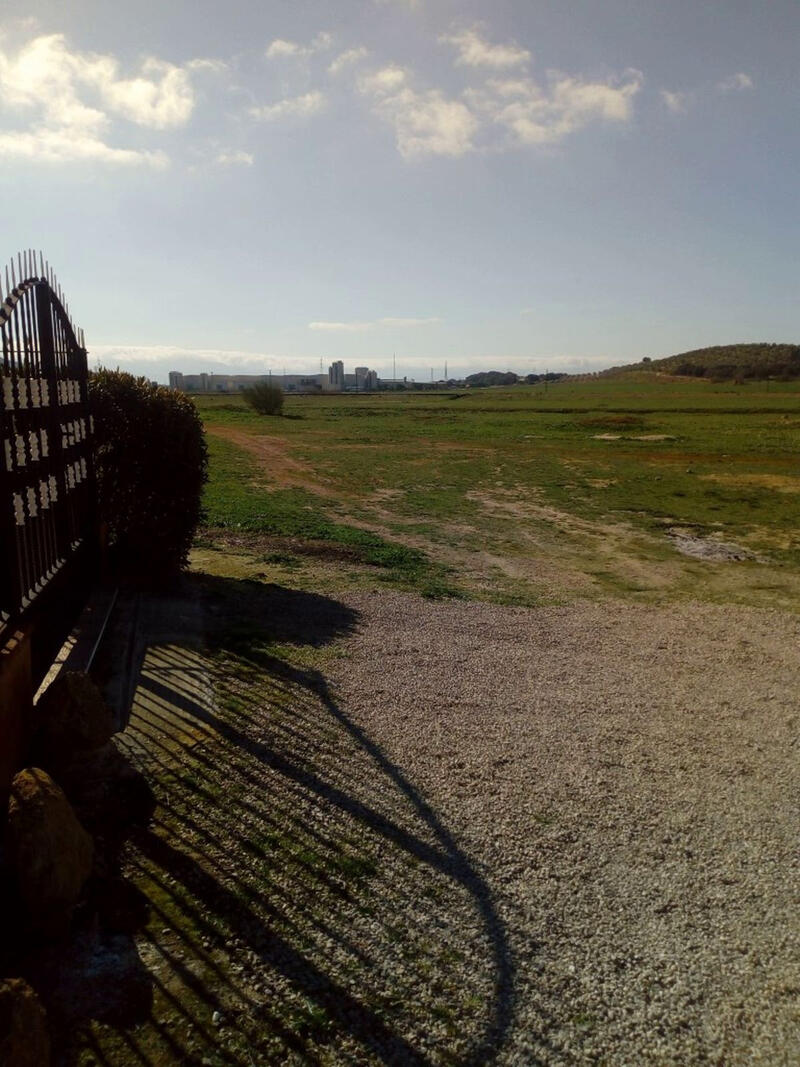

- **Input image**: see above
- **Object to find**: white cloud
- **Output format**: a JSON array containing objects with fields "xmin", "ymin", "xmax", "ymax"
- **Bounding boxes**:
[
  {"xmin": 265, "ymin": 39, "xmax": 303, "ymax": 59},
  {"xmin": 309, "ymin": 321, "xmax": 372, "ymax": 332},
  {"xmin": 717, "ymin": 72, "xmax": 754, "ymax": 92},
  {"xmin": 374, "ymin": 87, "xmax": 478, "ymax": 157},
  {"xmin": 249, "ymin": 91, "xmax": 326, "ymax": 122},
  {"xmin": 215, "ymin": 149, "xmax": 253, "ymax": 166},
  {"xmin": 440, "ymin": 26, "xmax": 530, "ymax": 70},
  {"xmin": 358, "ymin": 65, "xmax": 407, "ymax": 95},
  {"xmin": 309, "ymin": 317, "xmax": 440, "ymax": 331},
  {"xmin": 0, "ymin": 33, "xmax": 212, "ymax": 165},
  {"xmin": 186, "ymin": 58, "xmax": 228, "ymax": 74},
  {"xmin": 99, "ymin": 58, "xmax": 195, "ymax": 129},
  {"xmin": 660, "ymin": 89, "xmax": 690, "ymax": 114},
  {"xmin": 91, "ymin": 344, "xmax": 277, "ymax": 365},
  {"xmin": 265, "ymin": 32, "xmax": 334, "ymax": 60},
  {"xmin": 467, "ymin": 69, "xmax": 642, "ymax": 146},
  {"xmin": 359, "ymin": 65, "xmax": 477, "ymax": 158},
  {"xmin": 0, "ymin": 127, "xmax": 168, "ymax": 166},
  {"xmin": 329, "ymin": 47, "xmax": 369, "ymax": 75}
]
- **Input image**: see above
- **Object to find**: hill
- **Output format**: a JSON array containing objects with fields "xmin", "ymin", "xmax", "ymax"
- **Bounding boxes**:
[{"xmin": 601, "ymin": 343, "xmax": 800, "ymax": 381}]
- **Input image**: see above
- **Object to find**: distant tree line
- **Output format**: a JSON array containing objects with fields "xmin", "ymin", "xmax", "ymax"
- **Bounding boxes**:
[
  {"xmin": 464, "ymin": 371, "xmax": 567, "ymax": 387},
  {"xmin": 671, "ymin": 345, "xmax": 800, "ymax": 381},
  {"xmin": 650, "ymin": 343, "xmax": 800, "ymax": 381}
]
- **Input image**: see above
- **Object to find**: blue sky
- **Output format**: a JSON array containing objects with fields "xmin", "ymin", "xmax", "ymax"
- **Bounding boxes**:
[{"xmin": 0, "ymin": 1, "xmax": 796, "ymax": 381}]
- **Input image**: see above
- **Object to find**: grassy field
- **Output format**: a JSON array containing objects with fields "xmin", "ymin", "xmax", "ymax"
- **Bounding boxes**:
[{"xmin": 193, "ymin": 376, "xmax": 800, "ymax": 610}]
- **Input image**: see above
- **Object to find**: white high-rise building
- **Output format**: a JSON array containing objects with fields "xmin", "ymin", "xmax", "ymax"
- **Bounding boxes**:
[{"xmin": 328, "ymin": 360, "xmax": 344, "ymax": 390}]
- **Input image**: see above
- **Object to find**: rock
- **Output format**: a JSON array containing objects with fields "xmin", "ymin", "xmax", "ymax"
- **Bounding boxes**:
[
  {"xmin": 5, "ymin": 768, "xmax": 93, "ymax": 937},
  {"xmin": 33, "ymin": 672, "xmax": 113, "ymax": 773},
  {"xmin": 55, "ymin": 742, "xmax": 155, "ymax": 847},
  {"xmin": 0, "ymin": 978, "xmax": 50, "ymax": 1066}
]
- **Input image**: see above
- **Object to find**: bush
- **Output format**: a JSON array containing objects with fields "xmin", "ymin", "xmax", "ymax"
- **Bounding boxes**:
[
  {"xmin": 242, "ymin": 382, "xmax": 283, "ymax": 415},
  {"xmin": 89, "ymin": 369, "xmax": 208, "ymax": 578}
]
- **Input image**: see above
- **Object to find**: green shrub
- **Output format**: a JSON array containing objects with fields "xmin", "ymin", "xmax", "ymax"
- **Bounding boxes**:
[
  {"xmin": 89, "ymin": 369, "xmax": 208, "ymax": 578},
  {"xmin": 242, "ymin": 381, "xmax": 284, "ymax": 415}
]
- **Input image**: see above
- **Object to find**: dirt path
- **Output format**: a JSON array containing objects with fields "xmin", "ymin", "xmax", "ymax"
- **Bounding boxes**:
[{"xmin": 206, "ymin": 424, "xmax": 336, "ymax": 497}]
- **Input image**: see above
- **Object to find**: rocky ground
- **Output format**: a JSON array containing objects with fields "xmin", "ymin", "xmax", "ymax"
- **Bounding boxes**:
[
  {"xmin": 47, "ymin": 581, "xmax": 799, "ymax": 1065},
  {"xmin": 329, "ymin": 593, "xmax": 800, "ymax": 1064}
]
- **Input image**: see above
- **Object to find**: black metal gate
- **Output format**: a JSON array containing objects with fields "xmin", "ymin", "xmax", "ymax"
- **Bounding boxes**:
[{"xmin": 0, "ymin": 251, "xmax": 95, "ymax": 655}]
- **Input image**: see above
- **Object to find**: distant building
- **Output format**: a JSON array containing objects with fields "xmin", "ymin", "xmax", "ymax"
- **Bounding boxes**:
[
  {"xmin": 167, "ymin": 367, "xmax": 383, "ymax": 394},
  {"xmin": 328, "ymin": 360, "xmax": 344, "ymax": 390}
]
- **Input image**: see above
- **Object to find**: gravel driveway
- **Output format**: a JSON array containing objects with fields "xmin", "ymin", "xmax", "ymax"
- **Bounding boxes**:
[{"xmin": 329, "ymin": 592, "xmax": 800, "ymax": 1065}]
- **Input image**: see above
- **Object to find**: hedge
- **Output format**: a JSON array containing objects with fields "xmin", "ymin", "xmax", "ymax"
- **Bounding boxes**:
[{"xmin": 89, "ymin": 369, "xmax": 208, "ymax": 578}]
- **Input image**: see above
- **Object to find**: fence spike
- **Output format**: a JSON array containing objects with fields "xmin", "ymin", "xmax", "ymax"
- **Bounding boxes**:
[
  {"xmin": 38, "ymin": 251, "xmax": 44, "ymax": 279},
  {"xmin": 17, "ymin": 253, "xmax": 22, "ymax": 284},
  {"xmin": 11, "ymin": 259, "xmax": 16, "ymax": 289},
  {"xmin": 5, "ymin": 266, "xmax": 9, "ymax": 295}
]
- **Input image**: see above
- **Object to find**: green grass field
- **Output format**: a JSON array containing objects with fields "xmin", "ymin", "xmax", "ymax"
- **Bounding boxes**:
[{"xmin": 193, "ymin": 377, "xmax": 800, "ymax": 609}]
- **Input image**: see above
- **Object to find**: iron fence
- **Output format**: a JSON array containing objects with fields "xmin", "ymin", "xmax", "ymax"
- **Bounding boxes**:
[{"xmin": 0, "ymin": 251, "xmax": 94, "ymax": 647}]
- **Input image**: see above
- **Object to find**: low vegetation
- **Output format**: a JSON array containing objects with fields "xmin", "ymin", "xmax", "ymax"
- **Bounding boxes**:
[
  {"xmin": 89, "ymin": 369, "xmax": 208, "ymax": 577},
  {"xmin": 465, "ymin": 370, "xmax": 567, "ymax": 387},
  {"xmin": 602, "ymin": 342, "xmax": 800, "ymax": 381},
  {"xmin": 243, "ymin": 381, "xmax": 284, "ymax": 415},
  {"xmin": 193, "ymin": 376, "xmax": 800, "ymax": 610}
]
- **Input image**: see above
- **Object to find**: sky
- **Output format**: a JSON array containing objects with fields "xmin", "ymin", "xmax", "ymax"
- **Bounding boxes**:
[{"xmin": 0, "ymin": 1, "xmax": 797, "ymax": 382}]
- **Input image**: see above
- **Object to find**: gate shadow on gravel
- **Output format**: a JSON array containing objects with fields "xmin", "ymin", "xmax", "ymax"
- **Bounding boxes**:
[{"xmin": 72, "ymin": 575, "xmax": 525, "ymax": 1065}]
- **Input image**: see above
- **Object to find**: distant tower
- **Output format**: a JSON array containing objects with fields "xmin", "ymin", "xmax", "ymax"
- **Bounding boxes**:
[{"xmin": 328, "ymin": 360, "xmax": 344, "ymax": 390}]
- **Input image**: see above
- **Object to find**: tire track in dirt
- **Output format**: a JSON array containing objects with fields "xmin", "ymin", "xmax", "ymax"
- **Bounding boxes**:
[{"xmin": 206, "ymin": 424, "xmax": 337, "ymax": 498}]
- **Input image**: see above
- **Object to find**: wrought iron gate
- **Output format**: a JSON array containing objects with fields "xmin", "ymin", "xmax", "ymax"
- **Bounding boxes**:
[{"xmin": 0, "ymin": 251, "xmax": 94, "ymax": 647}]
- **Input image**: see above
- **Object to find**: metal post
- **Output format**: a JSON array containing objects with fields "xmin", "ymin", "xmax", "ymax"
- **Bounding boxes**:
[{"xmin": 34, "ymin": 282, "xmax": 69, "ymax": 563}]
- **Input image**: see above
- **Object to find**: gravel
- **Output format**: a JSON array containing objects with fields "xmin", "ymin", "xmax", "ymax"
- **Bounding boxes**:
[{"xmin": 327, "ymin": 592, "xmax": 800, "ymax": 1065}]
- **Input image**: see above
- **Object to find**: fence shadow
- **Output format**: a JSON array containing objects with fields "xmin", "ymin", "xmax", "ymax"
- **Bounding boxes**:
[{"xmin": 63, "ymin": 574, "xmax": 525, "ymax": 1064}]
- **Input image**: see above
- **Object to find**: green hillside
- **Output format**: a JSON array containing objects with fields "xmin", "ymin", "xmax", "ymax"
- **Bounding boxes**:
[{"xmin": 603, "ymin": 343, "xmax": 800, "ymax": 381}]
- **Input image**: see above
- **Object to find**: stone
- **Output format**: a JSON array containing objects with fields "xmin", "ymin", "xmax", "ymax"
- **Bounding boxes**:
[
  {"xmin": 0, "ymin": 978, "xmax": 50, "ymax": 1066},
  {"xmin": 33, "ymin": 672, "xmax": 113, "ymax": 773},
  {"xmin": 55, "ymin": 742, "xmax": 155, "ymax": 847},
  {"xmin": 5, "ymin": 768, "xmax": 93, "ymax": 937}
]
